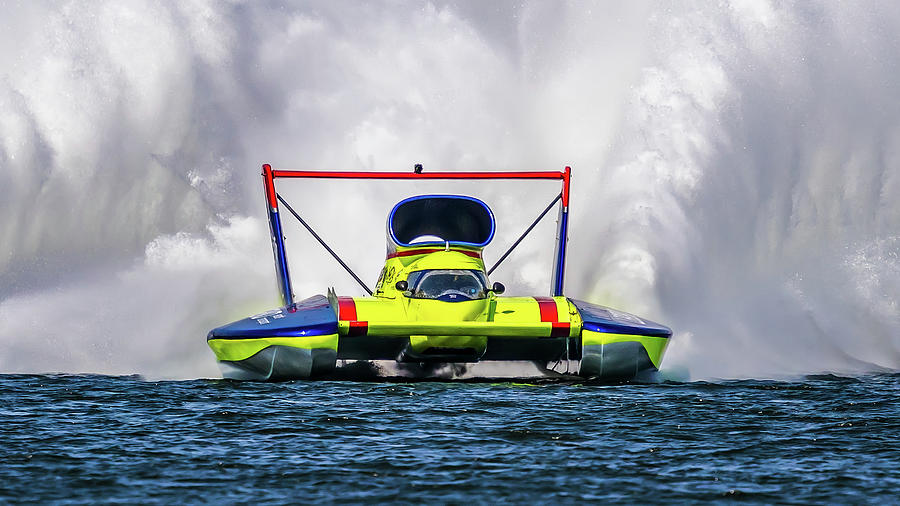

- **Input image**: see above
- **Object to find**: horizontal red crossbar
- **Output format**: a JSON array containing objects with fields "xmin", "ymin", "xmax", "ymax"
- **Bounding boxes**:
[{"xmin": 271, "ymin": 169, "xmax": 564, "ymax": 180}]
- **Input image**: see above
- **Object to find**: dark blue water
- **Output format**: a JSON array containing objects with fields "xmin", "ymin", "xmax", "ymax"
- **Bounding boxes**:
[{"xmin": 2, "ymin": 373, "xmax": 898, "ymax": 503}]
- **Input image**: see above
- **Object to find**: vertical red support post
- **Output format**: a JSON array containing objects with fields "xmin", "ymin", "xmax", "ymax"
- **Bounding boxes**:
[
  {"xmin": 262, "ymin": 164, "xmax": 294, "ymax": 307},
  {"xmin": 551, "ymin": 166, "xmax": 571, "ymax": 296}
]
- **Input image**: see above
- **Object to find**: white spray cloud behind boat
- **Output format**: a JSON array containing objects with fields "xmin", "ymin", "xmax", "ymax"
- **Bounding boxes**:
[{"xmin": 0, "ymin": 1, "xmax": 897, "ymax": 379}]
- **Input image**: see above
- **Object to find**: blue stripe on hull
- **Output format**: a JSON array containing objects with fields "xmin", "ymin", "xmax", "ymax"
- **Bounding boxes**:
[
  {"xmin": 207, "ymin": 295, "xmax": 337, "ymax": 340},
  {"xmin": 569, "ymin": 298, "xmax": 672, "ymax": 338}
]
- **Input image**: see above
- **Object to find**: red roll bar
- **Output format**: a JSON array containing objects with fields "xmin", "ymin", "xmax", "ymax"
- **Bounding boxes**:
[{"xmin": 262, "ymin": 165, "xmax": 572, "ymax": 305}]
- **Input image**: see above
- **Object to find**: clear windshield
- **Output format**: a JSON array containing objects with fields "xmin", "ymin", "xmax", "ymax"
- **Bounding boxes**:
[{"xmin": 407, "ymin": 269, "xmax": 488, "ymax": 301}]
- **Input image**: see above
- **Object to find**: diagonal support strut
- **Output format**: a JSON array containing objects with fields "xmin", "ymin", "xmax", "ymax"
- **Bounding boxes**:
[
  {"xmin": 276, "ymin": 193, "xmax": 373, "ymax": 295},
  {"xmin": 487, "ymin": 193, "xmax": 562, "ymax": 276}
]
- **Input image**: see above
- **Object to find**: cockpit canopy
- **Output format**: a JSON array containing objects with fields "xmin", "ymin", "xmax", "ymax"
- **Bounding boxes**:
[
  {"xmin": 388, "ymin": 195, "xmax": 495, "ymax": 250},
  {"xmin": 406, "ymin": 269, "xmax": 488, "ymax": 302}
]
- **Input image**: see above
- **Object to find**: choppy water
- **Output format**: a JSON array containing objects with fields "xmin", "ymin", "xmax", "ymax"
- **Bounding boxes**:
[{"xmin": 2, "ymin": 373, "xmax": 898, "ymax": 503}]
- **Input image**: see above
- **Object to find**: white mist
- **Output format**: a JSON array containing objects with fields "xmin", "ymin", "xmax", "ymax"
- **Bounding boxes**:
[{"xmin": 0, "ymin": 1, "xmax": 897, "ymax": 379}]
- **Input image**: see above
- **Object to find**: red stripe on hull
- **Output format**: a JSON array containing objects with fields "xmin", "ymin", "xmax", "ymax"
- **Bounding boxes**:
[
  {"xmin": 348, "ymin": 320, "xmax": 368, "ymax": 337},
  {"xmin": 534, "ymin": 297, "xmax": 558, "ymax": 323},
  {"xmin": 551, "ymin": 322, "xmax": 571, "ymax": 338},
  {"xmin": 386, "ymin": 248, "xmax": 482, "ymax": 259},
  {"xmin": 337, "ymin": 296, "xmax": 357, "ymax": 321}
]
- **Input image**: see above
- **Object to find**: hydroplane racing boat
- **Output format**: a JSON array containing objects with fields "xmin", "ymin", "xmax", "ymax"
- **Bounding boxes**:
[{"xmin": 207, "ymin": 165, "xmax": 672, "ymax": 380}]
